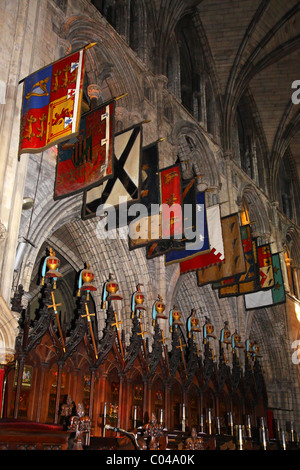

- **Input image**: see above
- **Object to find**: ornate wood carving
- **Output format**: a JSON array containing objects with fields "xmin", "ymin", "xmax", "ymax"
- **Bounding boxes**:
[
  {"xmin": 186, "ymin": 335, "xmax": 199, "ymax": 385},
  {"xmin": 95, "ymin": 303, "xmax": 117, "ymax": 366},
  {"xmin": 244, "ymin": 353, "xmax": 254, "ymax": 396},
  {"xmin": 202, "ymin": 342, "xmax": 214, "ymax": 391},
  {"xmin": 231, "ymin": 350, "xmax": 242, "ymax": 392},
  {"xmin": 62, "ymin": 293, "xmax": 88, "ymax": 361},
  {"xmin": 11, "ymin": 284, "xmax": 25, "ymax": 313},
  {"xmin": 147, "ymin": 322, "xmax": 163, "ymax": 377},
  {"xmin": 218, "ymin": 345, "xmax": 230, "ymax": 392},
  {"xmin": 168, "ymin": 328, "xmax": 181, "ymax": 381},
  {"xmin": 23, "ymin": 281, "xmax": 54, "ymax": 354},
  {"xmin": 124, "ymin": 314, "xmax": 143, "ymax": 372}
]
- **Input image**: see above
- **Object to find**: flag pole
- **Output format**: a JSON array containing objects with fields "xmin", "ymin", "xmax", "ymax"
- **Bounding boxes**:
[{"xmin": 18, "ymin": 42, "xmax": 97, "ymax": 85}]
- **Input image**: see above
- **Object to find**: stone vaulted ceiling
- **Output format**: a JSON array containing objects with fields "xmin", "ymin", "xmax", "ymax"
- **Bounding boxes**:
[
  {"xmin": 16, "ymin": 0, "xmax": 300, "ymax": 366},
  {"xmin": 196, "ymin": 0, "xmax": 300, "ymax": 188}
]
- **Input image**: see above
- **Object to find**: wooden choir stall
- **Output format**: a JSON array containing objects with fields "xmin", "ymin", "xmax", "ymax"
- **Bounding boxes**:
[{"xmin": 0, "ymin": 250, "xmax": 297, "ymax": 451}]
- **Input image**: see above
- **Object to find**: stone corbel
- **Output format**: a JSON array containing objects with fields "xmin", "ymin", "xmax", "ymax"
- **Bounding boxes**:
[{"xmin": 87, "ymin": 83, "xmax": 102, "ymax": 109}]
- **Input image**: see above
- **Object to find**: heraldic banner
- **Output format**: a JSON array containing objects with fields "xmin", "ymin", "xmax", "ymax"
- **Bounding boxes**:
[
  {"xmin": 82, "ymin": 122, "xmax": 143, "ymax": 219},
  {"xmin": 196, "ymin": 213, "xmax": 246, "ymax": 287},
  {"xmin": 19, "ymin": 48, "xmax": 86, "ymax": 155},
  {"xmin": 54, "ymin": 100, "xmax": 115, "ymax": 199},
  {"xmin": 244, "ymin": 253, "xmax": 285, "ymax": 309}
]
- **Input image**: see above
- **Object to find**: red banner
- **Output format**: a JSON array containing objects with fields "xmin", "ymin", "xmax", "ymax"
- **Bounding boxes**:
[
  {"xmin": 19, "ymin": 49, "xmax": 85, "ymax": 155},
  {"xmin": 160, "ymin": 164, "xmax": 183, "ymax": 239},
  {"xmin": 54, "ymin": 100, "xmax": 115, "ymax": 199},
  {"xmin": 258, "ymin": 244, "xmax": 274, "ymax": 289}
]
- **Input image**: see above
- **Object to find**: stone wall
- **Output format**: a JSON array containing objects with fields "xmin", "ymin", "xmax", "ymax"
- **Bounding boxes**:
[{"xmin": 0, "ymin": 0, "xmax": 299, "ymax": 429}]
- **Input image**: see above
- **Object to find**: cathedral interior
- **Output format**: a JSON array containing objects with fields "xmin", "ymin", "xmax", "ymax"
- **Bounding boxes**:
[{"xmin": 0, "ymin": 0, "xmax": 300, "ymax": 451}]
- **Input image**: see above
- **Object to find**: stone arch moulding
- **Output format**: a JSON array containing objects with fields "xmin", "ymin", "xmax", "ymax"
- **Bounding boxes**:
[
  {"xmin": 283, "ymin": 225, "xmax": 300, "ymax": 264},
  {"xmin": 171, "ymin": 120, "xmax": 220, "ymax": 190},
  {"xmin": 0, "ymin": 295, "xmax": 19, "ymax": 363},
  {"xmin": 16, "ymin": 193, "xmax": 83, "ymax": 294},
  {"xmin": 59, "ymin": 14, "xmax": 144, "ymax": 115},
  {"xmin": 237, "ymin": 183, "xmax": 271, "ymax": 242}
]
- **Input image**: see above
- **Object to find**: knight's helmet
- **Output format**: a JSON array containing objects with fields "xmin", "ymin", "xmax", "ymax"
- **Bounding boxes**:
[
  {"xmin": 203, "ymin": 316, "xmax": 216, "ymax": 344},
  {"xmin": 169, "ymin": 305, "xmax": 183, "ymax": 333},
  {"xmin": 77, "ymin": 263, "xmax": 97, "ymax": 300},
  {"xmin": 231, "ymin": 329, "xmax": 244, "ymax": 351},
  {"xmin": 152, "ymin": 295, "xmax": 167, "ymax": 326},
  {"xmin": 131, "ymin": 283, "xmax": 146, "ymax": 318},
  {"xmin": 102, "ymin": 273, "xmax": 122, "ymax": 309},
  {"xmin": 220, "ymin": 321, "xmax": 231, "ymax": 347},
  {"xmin": 41, "ymin": 248, "xmax": 62, "ymax": 289},
  {"xmin": 187, "ymin": 309, "xmax": 201, "ymax": 338}
]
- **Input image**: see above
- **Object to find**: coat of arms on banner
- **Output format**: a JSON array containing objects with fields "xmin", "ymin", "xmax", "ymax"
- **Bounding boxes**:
[
  {"xmin": 54, "ymin": 100, "xmax": 115, "ymax": 199},
  {"xmin": 82, "ymin": 123, "xmax": 142, "ymax": 219},
  {"xmin": 19, "ymin": 49, "xmax": 85, "ymax": 155}
]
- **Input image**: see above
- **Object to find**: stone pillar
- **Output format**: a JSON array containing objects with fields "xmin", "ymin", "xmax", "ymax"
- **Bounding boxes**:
[
  {"xmin": 0, "ymin": 0, "xmax": 43, "ymax": 305},
  {"xmin": 224, "ymin": 151, "xmax": 235, "ymax": 214},
  {"xmin": 155, "ymin": 74, "xmax": 169, "ymax": 145}
]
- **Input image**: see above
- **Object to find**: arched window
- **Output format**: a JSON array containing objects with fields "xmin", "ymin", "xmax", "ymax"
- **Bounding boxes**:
[
  {"xmin": 278, "ymin": 158, "xmax": 294, "ymax": 220},
  {"xmin": 236, "ymin": 107, "xmax": 255, "ymax": 179},
  {"xmin": 129, "ymin": 0, "xmax": 139, "ymax": 53},
  {"xmin": 240, "ymin": 199, "xmax": 251, "ymax": 226},
  {"xmin": 174, "ymin": 16, "xmax": 203, "ymax": 121},
  {"xmin": 91, "ymin": 0, "xmax": 117, "ymax": 29}
]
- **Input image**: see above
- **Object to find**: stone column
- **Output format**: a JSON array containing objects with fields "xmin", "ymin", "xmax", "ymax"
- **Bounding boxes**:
[
  {"xmin": 224, "ymin": 151, "xmax": 235, "ymax": 214},
  {"xmin": 0, "ymin": 0, "xmax": 43, "ymax": 305}
]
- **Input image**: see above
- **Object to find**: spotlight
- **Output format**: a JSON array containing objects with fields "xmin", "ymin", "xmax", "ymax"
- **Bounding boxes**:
[{"xmin": 22, "ymin": 197, "xmax": 34, "ymax": 210}]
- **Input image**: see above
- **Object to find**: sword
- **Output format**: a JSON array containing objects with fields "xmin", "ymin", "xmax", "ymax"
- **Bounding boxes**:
[
  {"xmin": 137, "ymin": 322, "xmax": 149, "ymax": 371},
  {"xmin": 48, "ymin": 291, "xmax": 66, "ymax": 352},
  {"xmin": 159, "ymin": 330, "xmax": 170, "ymax": 377},
  {"xmin": 82, "ymin": 303, "xmax": 98, "ymax": 359},
  {"xmin": 112, "ymin": 311, "xmax": 125, "ymax": 360},
  {"xmin": 176, "ymin": 337, "xmax": 188, "ymax": 379}
]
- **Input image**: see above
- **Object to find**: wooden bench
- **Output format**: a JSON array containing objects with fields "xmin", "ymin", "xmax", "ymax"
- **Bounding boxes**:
[{"xmin": 0, "ymin": 419, "xmax": 70, "ymax": 450}]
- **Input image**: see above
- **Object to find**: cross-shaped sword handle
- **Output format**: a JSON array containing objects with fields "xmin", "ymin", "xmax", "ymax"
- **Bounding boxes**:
[
  {"xmin": 48, "ymin": 291, "xmax": 62, "ymax": 313},
  {"xmin": 47, "ymin": 291, "xmax": 65, "ymax": 352},
  {"xmin": 159, "ymin": 330, "xmax": 169, "ymax": 345},
  {"xmin": 176, "ymin": 337, "xmax": 186, "ymax": 351},
  {"xmin": 111, "ymin": 311, "xmax": 122, "ymax": 330},
  {"xmin": 137, "ymin": 322, "xmax": 148, "ymax": 339},
  {"xmin": 81, "ymin": 303, "xmax": 96, "ymax": 321}
]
